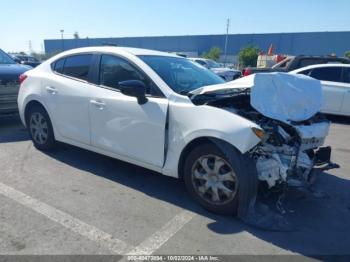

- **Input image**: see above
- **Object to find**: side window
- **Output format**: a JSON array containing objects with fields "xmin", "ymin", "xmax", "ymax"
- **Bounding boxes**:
[
  {"xmin": 63, "ymin": 54, "xmax": 92, "ymax": 81},
  {"xmin": 99, "ymin": 55, "xmax": 162, "ymax": 96},
  {"xmin": 28, "ymin": 57, "xmax": 38, "ymax": 62},
  {"xmin": 309, "ymin": 67, "xmax": 343, "ymax": 83},
  {"xmin": 53, "ymin": 58, "xmax": 65, "ymax": 74},
  {"xmin": 344, "ymin": 68, "xmax": 350, "ymax": 84}
]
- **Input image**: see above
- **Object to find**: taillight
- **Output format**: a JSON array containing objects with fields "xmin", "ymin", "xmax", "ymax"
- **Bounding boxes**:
[
  {"xmin": 19, "ymin": 74, "xmax": 27, "ymax": 85},
  {"xmin": 243, "ymin": 68, "xmax": 251, "ymax": 77}
]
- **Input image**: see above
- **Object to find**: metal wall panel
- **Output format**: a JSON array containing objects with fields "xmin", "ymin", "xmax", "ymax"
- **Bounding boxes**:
[{"xmin": 44, "ymin": 31, "xmax": 350, "ymax": 57}]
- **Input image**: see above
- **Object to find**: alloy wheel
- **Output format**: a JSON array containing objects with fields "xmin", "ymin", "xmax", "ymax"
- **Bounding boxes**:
[
  {"xmin": 191, "ymin": 154, "xmax": 238, "ymax": 205},
  {"xmin": 29, "ymin": 112, "xmax": 49, "ymax": 145}
]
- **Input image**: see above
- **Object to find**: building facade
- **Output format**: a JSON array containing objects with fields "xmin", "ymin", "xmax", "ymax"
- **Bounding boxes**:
[{"xmin": 44, "ymin": 31, "xmax": 350, "ymax": 63}]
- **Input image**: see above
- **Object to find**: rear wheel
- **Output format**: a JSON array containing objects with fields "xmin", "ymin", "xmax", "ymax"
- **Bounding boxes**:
[
  {"xmin": 183, "ymin": 142, "xmax": 257, "ymax": 215},
  {"xmin": 27, "ymin": 105, "xmax": 56, "ymax": 151}
]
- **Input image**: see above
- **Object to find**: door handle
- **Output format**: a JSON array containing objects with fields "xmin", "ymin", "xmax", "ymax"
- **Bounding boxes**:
[
  {"xmin": 90, "ymin": 99, "xmax": 106, "ymax": 109},
  {"xmin": 46, "ymin": 86, "xmax": 57, "ymax": 94}
]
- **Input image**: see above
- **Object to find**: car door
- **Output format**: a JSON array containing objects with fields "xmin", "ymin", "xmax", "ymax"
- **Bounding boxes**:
[
  {"xmin": 308, "ymin": 66, "xmax": 346, "ymax": 113},
  {"xmin": 43, "ymin": 54, "xmax": 94, "ymax": 144},
  {"xmin": 89, "ymin": 54, "xmax": 168, "ymax": 167},
  {"xmin": 340, "ymin": 67, "xmax": 350, "ymax": 114}
]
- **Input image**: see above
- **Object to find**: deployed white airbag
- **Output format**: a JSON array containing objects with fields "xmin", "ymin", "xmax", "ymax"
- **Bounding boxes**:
[{"xmin": 250, "ymin": 73, "xmax": 324, "ymax": 123}]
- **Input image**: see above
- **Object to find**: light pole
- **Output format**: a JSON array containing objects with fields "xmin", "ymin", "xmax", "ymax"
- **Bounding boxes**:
[
  {"xmin": 224, "ymin": 18, "xmax": 230, "ymax": 66},
  {"xmin": 60, "ymin": 29, "xmax": 64, "ymax": 51}
]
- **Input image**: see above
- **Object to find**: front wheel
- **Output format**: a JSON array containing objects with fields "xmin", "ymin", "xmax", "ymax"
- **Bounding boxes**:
[
  {"xmin": 183, "ymin": 142, "xmax": 257, "ymax": 215},
  {"xmin": 27, "ymin": 105, "xmax": 56, "ymax": 151}
]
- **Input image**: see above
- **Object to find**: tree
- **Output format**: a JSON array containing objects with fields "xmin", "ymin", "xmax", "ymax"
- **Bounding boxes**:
[
  {"xmin": 202, "ymin": 47, "xmax": 222, "ymax": 61},
  {"xmin": 73, "ymin": 31, "xmax": 80, "ymax": 39},
  {"xmin": 238, "ymin": 46, "xmax": 259, "ymax": 68},
  {"xmin": 345, "ymin": 51, "xmax": 350, "ymax": 59}
]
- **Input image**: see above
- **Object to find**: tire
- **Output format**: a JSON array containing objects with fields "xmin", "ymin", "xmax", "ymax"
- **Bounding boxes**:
[
  {"xmin": 26, "ymin": 105, "xmax": 56, "ymax": 151},
  {"xmin": 183, "ymin": 141, "xmax": 258, "ymax": 216}
]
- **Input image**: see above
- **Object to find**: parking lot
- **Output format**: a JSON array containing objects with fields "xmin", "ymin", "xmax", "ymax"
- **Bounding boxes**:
[{"xmin": 0, "ymin": 115, "xmax": 350, "ymax": 258}]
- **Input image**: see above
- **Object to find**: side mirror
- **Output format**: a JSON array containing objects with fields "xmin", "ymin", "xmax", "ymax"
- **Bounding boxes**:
[{"xmin": 119, "ymin": 80, "xmax": 148, "ymax": 105}]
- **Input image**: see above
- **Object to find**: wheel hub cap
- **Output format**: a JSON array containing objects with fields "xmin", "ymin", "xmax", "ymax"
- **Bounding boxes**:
[
  {"xmin": 30, "ymin": 112, "xmax": 48, "ymax": 145},
  {"xmin": 191, "ymin": 155, "xmax": 238, "ymax": 205}
]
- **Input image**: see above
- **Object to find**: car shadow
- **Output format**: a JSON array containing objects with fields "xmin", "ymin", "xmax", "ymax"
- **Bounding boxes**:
[
  {"xmin": 44, "ymin": 142, "xmax": 350, "ymax": 257},
  {"xmin": 326, "ymin": 114, "xmax": 350, "ymax": 125},
  {"xmin": 2, "ymin": 115, "xmax": 350, "ymax": 257},
  {"xmin": 0, "ymin": 115, "xmax": 29, "ymax": 143}
]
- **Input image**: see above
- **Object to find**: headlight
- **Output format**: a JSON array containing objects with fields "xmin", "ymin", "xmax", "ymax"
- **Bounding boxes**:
[{"xmin": 252, "ymin": 127, "xmax": 265, "ymax": 140}]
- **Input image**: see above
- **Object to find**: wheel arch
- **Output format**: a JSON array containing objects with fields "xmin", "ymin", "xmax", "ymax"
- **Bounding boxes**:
[
  {"xmin": 177, "ymin": 136, "xmax": 239, "ymax": 180},
  {"xmin": 24, "ymin": 100, "xmax": 50, "ymax": 126}
]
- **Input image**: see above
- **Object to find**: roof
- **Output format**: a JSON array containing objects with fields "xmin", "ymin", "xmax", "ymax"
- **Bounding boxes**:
[
  {"xmin": 58, "ymin": 46, "xmax": 179, "ymax": 57},
  {"xmin": 291, "ymin": 63, "xmax": 350, "ymax": 73}
]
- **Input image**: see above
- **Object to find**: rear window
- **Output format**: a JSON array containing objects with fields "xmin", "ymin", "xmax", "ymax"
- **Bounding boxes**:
[{"xmin": 63, "ymin": 54, "xmax": 92, "ymax": 81}]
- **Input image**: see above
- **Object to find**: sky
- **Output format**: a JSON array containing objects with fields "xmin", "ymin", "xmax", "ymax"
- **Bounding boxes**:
[{"xmin": 1, "ymin": 0, "xmax": 349, "ymax": 53}]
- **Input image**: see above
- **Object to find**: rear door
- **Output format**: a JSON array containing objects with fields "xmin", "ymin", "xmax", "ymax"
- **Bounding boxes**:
[
  {"xmin": 43, "ymin": 54, "xmax": 94, "ymax": 144},
  {"xmin": 308, "ymin": 66, "xmax": 345, "ymax": 113}
]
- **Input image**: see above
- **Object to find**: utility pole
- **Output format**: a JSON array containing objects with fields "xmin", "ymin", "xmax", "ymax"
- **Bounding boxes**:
[
  {"xmin": 60, "ymin": 29, "xmax": 65, "ymax": 51},
  {"xmin": 224, "ymin": 18, "xmax": 230, "ymax": 66},
  {"xmin": 28, "ymin": 40, "xmax": 33, "ymax": 55}
]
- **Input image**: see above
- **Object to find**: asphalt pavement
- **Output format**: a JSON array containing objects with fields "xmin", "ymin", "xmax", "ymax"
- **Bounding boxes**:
[{"xmin": 0, "ymin": 115, "xmax": 349, "ymax": 260}]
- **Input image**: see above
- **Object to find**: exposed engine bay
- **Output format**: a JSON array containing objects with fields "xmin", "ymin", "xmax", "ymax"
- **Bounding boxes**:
[
  {"xmin": 205, "ymin": 92, "xmax": 338, "ymax": 190},
  {"xmin": 190, "ymin": 73, "xmax": 339, "ymax": 192}
]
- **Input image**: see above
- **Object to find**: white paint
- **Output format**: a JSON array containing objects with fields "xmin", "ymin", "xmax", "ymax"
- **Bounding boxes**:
[
  {"xmin": 291, "ymin": 63, "xmax": 350, "ymax": 117},
  {"xmin": 18, "ymin": 46, "xmax": 262, "ymax": 181},
  {"xmin": 127, "ymin": 210, "xmax": 195, "ymax": 255},
  {"xmin": 0, "ymin": 182, "xmax": 132, "ymax": 254}
]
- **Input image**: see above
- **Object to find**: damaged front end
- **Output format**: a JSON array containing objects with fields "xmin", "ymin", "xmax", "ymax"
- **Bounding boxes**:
[
  {"xmin": 192, "ymin": 73, "xmax": 339, "ymax": 191},
  {"xmin": 250, "ymin": 116, "xmax": 339, "ymax": 190},
  {"xmin": 244, "ymin": 114, "xmax": 339, "ymax": 231},
  {"xmin": 191, "ymin": 73, "xmax": 340, "ymax": 230}
]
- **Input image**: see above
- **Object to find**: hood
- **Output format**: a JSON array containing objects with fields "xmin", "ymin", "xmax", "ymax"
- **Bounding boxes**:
[
  {"xmin": 190, "ymin": 75, "xmax": 253, "ymax": 95},
  {"xmin": 191, "ymin": 72, "xmax": 324, "ymax": 123}
]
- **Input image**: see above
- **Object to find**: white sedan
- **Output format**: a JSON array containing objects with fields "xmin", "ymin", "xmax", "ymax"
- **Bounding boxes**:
[
  {"xmin": 17, "ymin": 47, "xmax": 336, "ymax": 218},
  {"xmin": 188, "ymin": 58, "xmax": 242, "ymax": 81},
  {"xmin": 291, "ymin": 64, "xmax": 350, "ymax": 116}
]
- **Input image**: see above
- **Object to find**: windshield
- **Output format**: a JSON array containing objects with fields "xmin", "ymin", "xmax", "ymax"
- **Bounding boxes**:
[
  {"xmin": 0, "ymin": 49, "xmax": 16, "ymax": 64},
  {"xmin": 139, "ymin": 55, "xmax": 225, "ymax": 94}
]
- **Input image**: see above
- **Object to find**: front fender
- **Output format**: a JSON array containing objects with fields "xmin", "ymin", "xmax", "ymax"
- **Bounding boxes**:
[{"xmin": 161, "ymin": 101, "xmax": 261, "ymax": 178}]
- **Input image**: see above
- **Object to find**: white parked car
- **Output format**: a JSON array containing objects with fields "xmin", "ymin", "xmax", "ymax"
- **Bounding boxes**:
[
  {"xmin": 188, "ymin": 58, "xmax": 241, "ymax": 81},
  {"xmin": 18, "ymin": 47, "xmax": 337, "ymax": 218},
  {"xmin": 291, "ymin": 64, "xmax": 350, "ymax": 116}
]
